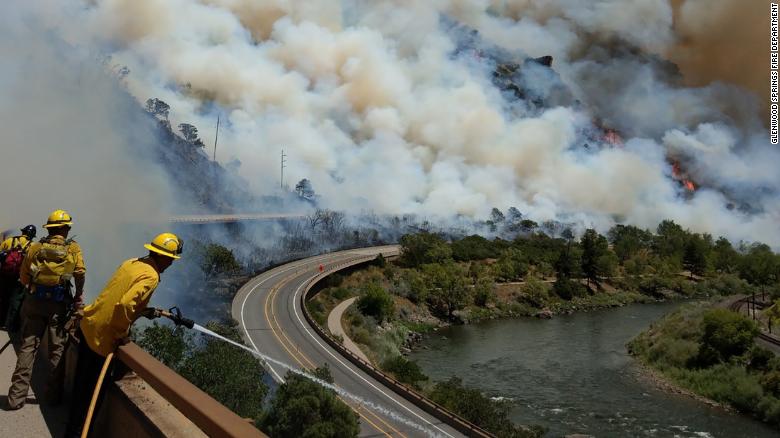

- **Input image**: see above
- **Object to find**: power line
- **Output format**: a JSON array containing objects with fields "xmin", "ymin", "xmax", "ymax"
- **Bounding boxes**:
[
  {"xmin": 213, "ymin": 115, "xmax": 220, "ymax": 162},
  {"xmin": 280, "ymin": 149, "xmax": 287, "ymax": 189}
]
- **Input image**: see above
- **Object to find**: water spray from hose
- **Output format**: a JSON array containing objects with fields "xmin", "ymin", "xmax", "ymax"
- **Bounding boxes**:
[{"xmin": 190, "ymin": 323, "xmax": 444, "ymax": 438}]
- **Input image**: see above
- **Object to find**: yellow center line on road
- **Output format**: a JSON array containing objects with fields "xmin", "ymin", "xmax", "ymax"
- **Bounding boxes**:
[
  {"xmin": 268, "ymin": 263, "xmax": 407, "ymax": 437},
  {"xmin": 264, "ymin": 274, "xmax": 396, "ymax": 438},
  {"xmin": 262, "ymin": 267, "xmax": 406, "ymax": 438}
]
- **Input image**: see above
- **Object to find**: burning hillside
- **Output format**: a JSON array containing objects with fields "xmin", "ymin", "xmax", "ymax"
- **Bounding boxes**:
[
  {"xmin": 671, "ymin": 161, "xmax": 696, "ymax": 193},
  {"xmin": 2, "ymin": 1, "xmax": 779, "ymax": 246}
]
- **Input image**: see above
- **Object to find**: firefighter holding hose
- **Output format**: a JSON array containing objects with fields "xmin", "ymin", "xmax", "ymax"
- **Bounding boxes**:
[{"xmin": 64, "ymin": 232, "xmax": 184, "ymax": 438}]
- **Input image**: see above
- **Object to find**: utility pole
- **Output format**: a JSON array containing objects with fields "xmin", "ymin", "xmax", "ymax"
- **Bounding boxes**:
[
  {"xmin": 752, "ymin": 292, "xmax": 757, "ymax": 320},
  {"xmin": 213, "ymin": 115, "xmax": 220, "ymax": 162},
  {"xmin": 280, "ymin": 149, "xmax": 287, "ymax": 190}
]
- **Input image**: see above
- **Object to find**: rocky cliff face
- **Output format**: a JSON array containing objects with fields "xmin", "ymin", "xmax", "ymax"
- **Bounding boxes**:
[{"xmin": 147, "ymin": 116, "xmax": 256, "ymax": 214}]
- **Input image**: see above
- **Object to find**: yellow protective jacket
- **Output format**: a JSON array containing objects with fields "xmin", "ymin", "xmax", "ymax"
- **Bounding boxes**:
[
  {"xmin": 0, "ymin": 235, "xmax": 30, "ymax": 252},
  {"xmin": 20, "ymin": 235, "xmax": 85, "ymax": 288},
  {"xmin": 80, "ymin": 257, "xmax": 160, "ymax": 357}
]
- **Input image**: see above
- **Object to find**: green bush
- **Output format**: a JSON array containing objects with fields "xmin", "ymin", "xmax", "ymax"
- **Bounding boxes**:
[
  {"xmin": 356, "ymin": 283, "xmax": 395, "ymax": 323},
  {"xmin": 136, "ymin": 322, "xmax": 188, "ymax": 369},
  {"xmin": 473, "ymin": 276, "xmax": 496, "ymax": 307},
  {"xmin": 552, "ymin": 277, "xmax": 584, "ymax": 301},
  {"xmin": 451, "ymin": 235, "xmax": 504, "ymax": 261},
  {"xmin": 381, "ymin": 356, "xmax": 429, "ymax": 388},
  {"xmin": 395, "ymin": 269, "xmax": 429, "ymax": 304},
  {"xmin": 331, "ymin": 287, "xmax": 351, "ymax": 301},
  {"xmin": 350, "ymin": 326, "xmax": 372, "ymax": 346},
  {"xmin": 399, "ymin": 233, "xmax": 452, "ymax": 268},
  {"xmin": 171, "ymin": 322, "xmax": 267, "ymax": 420},
  {"xmin": 651, "ymin": 337, "xmax": 699, "ymax": 369},
  {"xmin": 421, "ymin": 262, "xmax": 470, "ymax": 318},
  {"xmin": 757, "ymin": 396, "xmax": 780, "ymax": 424},
  {"xmin": 368, "ymin": 324, "xmax": 409, "ymax": 364},
  {"xmin": 520, "ymin": 277, "xmax": 551, "ymax": 306},
  {"xmin": 695, "ymin": 274, "xmax": 753, "ymax": 297},
  {"xmin": 259, "ymin": 368, "xmax": 359, "ymax": 438},
  {"xmin": 694, "ymin": 308, "xmax": 758, "ymax": 366},
  {"xmin": 672, "ymin": 364, "xmax": 764, "ymax": 413},
  {"xmin": 748, "ymin": 346, "xmax": 775, "ymax": 371},
  {"xmin": 492, "ymin": 248, "xmax": 529, "ymax": 282},
  {"xmin": 307, "ymin": 300, "xmax": 327, "ymax": 326},
  {"xmin": 199, "ymin": 243, "xmax": 242, "ymax": 275},
  {"xmin": 761, "ymin": 370, "xmax": 780, "ymax": 397},
  {"xmin": 428, "ymin": 377, "xmax": 543, "ymax": 437}
]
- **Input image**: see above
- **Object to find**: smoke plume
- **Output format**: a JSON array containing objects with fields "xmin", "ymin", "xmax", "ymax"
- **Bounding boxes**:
[
  {"xmin": 669, "ymin": 0, "xmax": 769, "ymax": 119},
  {"xmin": 0, "ymin": 4, "xmax": 174, "ymax": 296},
  {"xmin": 4, "ymin": 0, "xmax": 778, "ymax": 247}
]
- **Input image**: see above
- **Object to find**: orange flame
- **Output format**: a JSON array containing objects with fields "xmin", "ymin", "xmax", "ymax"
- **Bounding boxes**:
[{"xmin": 671, "ymin": 161, "xmax": 696, "ymax": 192}]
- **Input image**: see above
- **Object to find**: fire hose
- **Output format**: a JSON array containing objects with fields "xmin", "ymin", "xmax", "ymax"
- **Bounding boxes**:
[
  {"xmin": 81, "ymin": 306, "xmax": 194, "ymax": 437},
  {"xmin": 0, "ymin": 339, "xmax": 11, "ymax": 356},
  {"xmin": 158, "ymin": 306, "xmax": 195, "ymax": 329},
  {"xmin": 81, "ymin": 352, "xmax": 113, "ymax": 438}
]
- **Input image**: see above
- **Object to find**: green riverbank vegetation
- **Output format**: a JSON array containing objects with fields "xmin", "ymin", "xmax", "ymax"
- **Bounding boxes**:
[
  {"xmin": 308, "ymin": 222, "xmax": 780, "ymax": 435},
  {"xmin": 629, "ymin": 302, "xmax": 780, "ymax": 427}
]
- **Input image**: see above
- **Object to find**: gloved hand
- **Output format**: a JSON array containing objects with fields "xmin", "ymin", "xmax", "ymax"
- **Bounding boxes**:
[
  {"xmin": 115, "ymin": 336, "xmax": 131, "ymax": 350},
  {"xmin": 139, "ymin": 307, "xmax": 163, "ymax": 320}
]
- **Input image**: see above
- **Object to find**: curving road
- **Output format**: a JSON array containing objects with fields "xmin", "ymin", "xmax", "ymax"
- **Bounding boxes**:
[{"xmin": 232, "ymin": 246, "xmax": 463, "ymax": 438}]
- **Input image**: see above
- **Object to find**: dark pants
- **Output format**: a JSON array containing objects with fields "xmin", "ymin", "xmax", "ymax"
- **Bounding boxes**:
[
  {"xmin": 64, "ymin": 328, "xmax": 112, "ymax": 438},
  {"xmin": 4, "ymin": 281, "xmax": 25, "ymax": 332},
  {"xmin": 0, "ymin": 276, "xmax": 16, "ymax": 328}
]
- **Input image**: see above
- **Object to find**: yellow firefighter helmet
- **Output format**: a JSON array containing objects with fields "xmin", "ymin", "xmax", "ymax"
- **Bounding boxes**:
[
  {"xmin": 43, "ymin": 209, "xmax": 73, "ymax": 228},
  {"xmin": 144, "ymin": 233, "xmax": 183, "ymax": 259}
]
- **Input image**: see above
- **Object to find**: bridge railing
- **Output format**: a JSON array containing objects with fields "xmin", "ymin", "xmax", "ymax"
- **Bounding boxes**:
[
  {"xmin": 109, "ymin": 342, "xmax": 267, "ymax": 438},
  {"xmin": 299, "ymin": 252, "xmax": 496, "ymax": 438}
]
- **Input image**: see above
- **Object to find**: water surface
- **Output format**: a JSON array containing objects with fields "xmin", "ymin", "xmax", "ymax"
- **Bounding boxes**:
[{"xmin": 408, "ymin": 302, "xmax": 778, "ymax": 437}]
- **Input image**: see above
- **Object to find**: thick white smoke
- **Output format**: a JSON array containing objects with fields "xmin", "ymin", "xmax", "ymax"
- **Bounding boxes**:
[
  {"xmin": 9, "ymin": 0, "xmax": 778, "ymax": 245},
  {"xmin": 0, "ymin": 3, "xmax": 175, "ymax": 297}
]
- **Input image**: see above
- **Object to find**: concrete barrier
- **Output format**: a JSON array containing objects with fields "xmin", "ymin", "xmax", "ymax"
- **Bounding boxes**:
[
  {"xmin": 71, "ymin": 341, "xmax": 267, "ymax": 438},
  {"xmin": 92, "ymin": 376, "xmax": 207, "ymax": 438}
]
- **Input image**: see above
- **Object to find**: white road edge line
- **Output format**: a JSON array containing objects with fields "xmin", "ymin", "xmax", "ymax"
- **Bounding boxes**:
[
  {"xmin": 240, "ymin": 253, "xmax": 341, "ymax": 383},
  {"xmin": 238, "ymin": 248, "xmax": 453, "ymax": 436},
  {"xmin": 241, "ymin": 274, "xmax": 285, "ymax": 383},
  {"xmin": 290, "ymin": 256, "xmax": 455, "ymax": 438}
]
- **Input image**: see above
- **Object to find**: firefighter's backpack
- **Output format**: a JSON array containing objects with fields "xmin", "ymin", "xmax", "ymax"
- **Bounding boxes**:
[
  {"xmin": 29, "ymin": 237, "xmax": 76, "ymax": 286},
  {"xmin": 0, "ymin": 237, "xmax": 30, "ymax": 278}
]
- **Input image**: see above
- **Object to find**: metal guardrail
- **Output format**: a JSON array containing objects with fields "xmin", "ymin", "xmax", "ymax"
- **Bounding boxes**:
[
  {"xmin": 116, "ymin": 343, "xmax": 267, "ymax": 438},
  {"xmin": 299, "ymin": 253, "xmax": 496, "ymax": 438},
  {"xmin": 169, "ymin": 214, "xmax": 305, "ymax": 224}
]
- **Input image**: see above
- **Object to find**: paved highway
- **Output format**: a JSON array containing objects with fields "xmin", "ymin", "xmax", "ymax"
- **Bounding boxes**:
[{"xmin": 232, "ymin": 246, "xmax": 463, "ymax": 438}]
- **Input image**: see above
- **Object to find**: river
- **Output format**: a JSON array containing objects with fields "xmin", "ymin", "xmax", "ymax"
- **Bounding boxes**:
[{"xmin": 407, "ymin": 302, "xmax": 778, "ymax": 437}]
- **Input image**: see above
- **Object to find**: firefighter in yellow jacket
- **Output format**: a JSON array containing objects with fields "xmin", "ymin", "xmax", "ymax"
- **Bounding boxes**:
[
  {"xmin": 0, "ymin": 225, "xmax": 36, "ymax": 331},
  {"xmin": 64, "ymin": 232, "xmax": 182, "ymax": 438},
  {"xmin": 6, "ymin": 210, "xmax": 85, "ymax": 409}
]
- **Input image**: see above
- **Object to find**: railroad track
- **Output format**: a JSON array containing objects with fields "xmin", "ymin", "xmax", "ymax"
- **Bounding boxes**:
[{"xmin": 728, "ymin": 297, "xmax": 780, "ymax": 348}]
